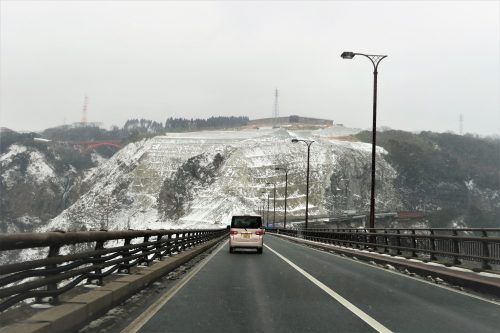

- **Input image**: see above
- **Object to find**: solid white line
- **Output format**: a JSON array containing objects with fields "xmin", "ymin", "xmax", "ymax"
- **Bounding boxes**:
[
  {"xmin": 121, "ymin": 240, "xmax": 228, "ymax": 333},
  {"xmin": 270, "ymin": 234, "xmax": 500, "ymax": 306},
  {"xmin": 265, "ymin": 244, "xmax": 393, "ymax": 333}
]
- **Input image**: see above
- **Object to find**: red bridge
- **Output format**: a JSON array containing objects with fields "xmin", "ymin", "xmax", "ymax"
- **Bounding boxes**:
[{"xmin": 64, "ymin": 140, "xmax": 123, "ymax": 154}]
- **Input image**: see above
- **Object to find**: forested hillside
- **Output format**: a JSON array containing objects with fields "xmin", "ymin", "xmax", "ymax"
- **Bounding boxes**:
[{"xmin": 356, "ymin": 130, "xmax": 500, "ymax": 227}]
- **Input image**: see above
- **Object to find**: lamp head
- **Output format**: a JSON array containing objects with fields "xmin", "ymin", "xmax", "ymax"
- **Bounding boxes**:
[
  {"xmin": 291, "ymin": 139, "xmax": 299, "ymax": 143},
  {"xmin": 341, "ymin": 51, "xmax": 355, "ymax": 59}
]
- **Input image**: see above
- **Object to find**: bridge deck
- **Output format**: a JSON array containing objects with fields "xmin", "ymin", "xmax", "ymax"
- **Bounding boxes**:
[{"xmin": 124, "ymin": 236, "xmax": 500, "ymax": 333}]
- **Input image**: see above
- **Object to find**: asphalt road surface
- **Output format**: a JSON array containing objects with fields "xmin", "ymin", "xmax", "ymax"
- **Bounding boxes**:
[{"xmin": 125, "ymin": 235, "xmax": 500, "ymax": 333}]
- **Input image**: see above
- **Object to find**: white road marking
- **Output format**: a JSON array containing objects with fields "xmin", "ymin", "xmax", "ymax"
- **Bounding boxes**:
[
  {"xmin": 121, "ymin": 240, "xmax": 228, "ymax": 333},
  {"xmin": 265, "ymin": 244, "xmax": 393, "ymax": 333},
  {"xmin": 270, "ymin": 234, "xmax": 500, "ymax": 306}
]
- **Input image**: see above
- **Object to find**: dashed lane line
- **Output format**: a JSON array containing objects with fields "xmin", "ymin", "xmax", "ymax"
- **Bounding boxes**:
[
  {"xmin": 265, "ymin": 244, "xmax": 393, "ymax": 333},
  {"xmin": 121, "ymin": 240, "xmax": 228, "ymax": 333}
]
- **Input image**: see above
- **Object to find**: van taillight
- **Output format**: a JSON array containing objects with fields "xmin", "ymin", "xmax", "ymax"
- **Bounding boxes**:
[
  {"xmin": 255, "ymin": 230, "xmax": 264, "ymax": 236},
  {"xmin": 230, "ymin": 230, "xmax": 238, "ymax": 235}
]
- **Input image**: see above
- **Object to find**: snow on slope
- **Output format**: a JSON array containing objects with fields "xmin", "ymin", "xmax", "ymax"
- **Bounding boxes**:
[
  {"xmin": 43, "ymin": 127, "xmax": 401, "ymax": 231},
  {"xmin": 1, "ymin": 144, "xmax": 57, "ymax": 189}
]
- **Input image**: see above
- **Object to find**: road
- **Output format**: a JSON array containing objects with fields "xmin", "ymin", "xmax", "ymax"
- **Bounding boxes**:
[{"xmin": 125, "ymin": 235, "xmax": 500, "ymax": 333}]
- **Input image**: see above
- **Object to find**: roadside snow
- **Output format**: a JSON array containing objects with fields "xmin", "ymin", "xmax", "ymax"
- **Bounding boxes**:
[{"xmin": 477, "ymin": 272, "xmax": 500, "ymax": 279}]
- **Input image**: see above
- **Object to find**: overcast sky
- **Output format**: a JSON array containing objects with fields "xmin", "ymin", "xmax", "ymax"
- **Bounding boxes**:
[{"xmin": 1, "ymin": 1, "xmax": 499, "ymax": 135}]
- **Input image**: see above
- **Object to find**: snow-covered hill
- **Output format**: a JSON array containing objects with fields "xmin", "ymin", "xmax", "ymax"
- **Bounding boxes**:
[
  {"xmin": 42, "ymin": 127, "xmax": 402, "ymax": 231},
  {"xmin": 0, "ymin": 142, "xmax": 109, "ymax": 233}
]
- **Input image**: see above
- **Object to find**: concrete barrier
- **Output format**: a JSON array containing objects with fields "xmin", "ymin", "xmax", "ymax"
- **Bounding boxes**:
[{"xmin": 0, "ymin": 235, "xmax": 227, "ymax": 333}]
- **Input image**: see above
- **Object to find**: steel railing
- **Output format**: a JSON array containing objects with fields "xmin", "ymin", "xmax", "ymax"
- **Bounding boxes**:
[
  {"xmin": 0, "ymin": 228, "xmax": 228, "ymax": 312},
  {"xmin": 268, "ymin": 228, "xmax": 500, "ymax": 272}
]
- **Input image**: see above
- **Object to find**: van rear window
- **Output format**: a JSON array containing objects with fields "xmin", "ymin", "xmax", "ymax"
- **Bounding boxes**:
[{"xmin": 231, "ymin": 216, "xmax": 262, "ymax": 229}]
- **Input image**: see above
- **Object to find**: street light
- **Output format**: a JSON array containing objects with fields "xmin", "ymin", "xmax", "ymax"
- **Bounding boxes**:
[
  {"xmin": 266, "ymin": 182, "xmax": 276, "ymax": 227},
  {"xmin": 261, "ymin": 198, "xmax": 266, "ymax": 221},
  {"xmin": 341, "ymin": 51, "xmax": 387, "ymax": 229},
  {"xmin": 260, "ymin": 191, "xmax": 267, "ymax": 224},
  {"xmin": 275, "ymin": 167, "xmax": 289, "ymax": 229},
  {"xmin": 291, "ymin": 139, "xmax": 315, "ymax": 229},
  {"xmin": 261, "ymin": 191, "xmax": 270, "ymax": 228}
]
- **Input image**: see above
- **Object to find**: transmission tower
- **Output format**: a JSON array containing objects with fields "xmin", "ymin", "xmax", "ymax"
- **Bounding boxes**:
[
  {"xmin": 272, "ymin": 88, "xmax": 279, "ymax": 128},
  {"xmin": 459, "ymin": 113, "xmax": 463, "ymax": 135},
  {"xmin": 81, "ymin": 95, "xmax": 88, "ymax": 125}
]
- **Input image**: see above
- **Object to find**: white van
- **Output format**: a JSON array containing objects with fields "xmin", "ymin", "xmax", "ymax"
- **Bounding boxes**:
[{"xmin": 229, "ymin": 215, "xmax": 264, "ymax": 254}]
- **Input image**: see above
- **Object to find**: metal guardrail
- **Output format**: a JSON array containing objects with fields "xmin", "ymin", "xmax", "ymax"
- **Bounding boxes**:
[
  {"xmin": 269, "ymin": 228, "xmax": 500, "ymax": 272},
  {"xmin": 0, "ymin": 228, "xmax": 228, "ymax": 312}
]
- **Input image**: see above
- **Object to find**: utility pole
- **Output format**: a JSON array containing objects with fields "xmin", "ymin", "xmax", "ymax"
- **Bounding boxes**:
[
  {"xmin": 81, "ymin": 95, "xmax": 88, "ymax": 125},
  {"xmin": 272, "ymin": 88, "xmax": 279, "ymax": 128}
]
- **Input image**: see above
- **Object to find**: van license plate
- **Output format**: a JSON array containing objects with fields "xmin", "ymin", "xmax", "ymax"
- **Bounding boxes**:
[{"xmin": 243, "ymin": 233, "xmax": 251, "ymax": 239}]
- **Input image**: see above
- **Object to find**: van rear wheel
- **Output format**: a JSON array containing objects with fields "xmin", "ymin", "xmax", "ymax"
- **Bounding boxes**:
[
  {"xmin": 229, "ymin": 247, "xmax": 234, "ymax": 253},
  {"xmin": 257, "ymin": 248, "xmax": 263, "ymax": 254}
]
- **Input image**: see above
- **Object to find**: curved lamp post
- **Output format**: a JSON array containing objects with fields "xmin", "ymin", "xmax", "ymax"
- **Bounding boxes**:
[
  {"xmin": 261, "ymin": 191, "xmax": 269, "ymax": 227},
  {"xmin": 266, "ymin": 182, "xmax": 276, "ymax": 227},
  {"xmin": 275, "ymin": 167, "xmax": 289, "ymax": 229},
  {"xmin": 341, "ymin": 51, "xmax": 387, "ymax": 229},
  {"xmin": 291, "ymin": 139, "xmax": 315, "ymax": 229}
]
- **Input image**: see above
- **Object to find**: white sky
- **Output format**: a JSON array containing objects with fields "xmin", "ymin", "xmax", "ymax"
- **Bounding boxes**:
[{"xmin": 1, "ymin": 1, "xmax": 499, "ymax": 135}]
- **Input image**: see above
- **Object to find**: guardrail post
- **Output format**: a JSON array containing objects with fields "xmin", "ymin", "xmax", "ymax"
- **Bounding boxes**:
[
  {"xmin": 155, "ymin": 234, "xmax": 164, "ymax": 261},
  {"xmin": 383, "ymin": 230, "xmax": 389, "ymax": 253},
  {"xmin": 167, "ymin": 233, "xmax": 174, "ymax": 255},
  {"xmin": 34, "ymin": 239, "xmax": 62, "ymax": 305},
  {"xmin": 181, "ymin": 232, "xmax": 187, "ymax": 251},
  {"xmin": 349, "ymin": 229, "xmax": 355, "ymax": 248},
  {"xmin": 140, "ymin": 235, "xmax": 151, "ymax": 266},
  {"xmin": 192, "ymin": 231, "xmax": 198, "ymax": 246},
  {"xmin": 451, "ymin": 230, "xmax": 461, "ymax": 265},
  {"xmin": 363, "ymin": 230, "xmax": 369, "ymax": 250},
  {"xmin": 356, "ymin": 229, "xmax": 362, "ymax": 249},
  {"xmin": 176, "ymin": 232, "xmax": 183, "ymax": 252},
  {"xmin": 88, "ymin": 240, "xmax": 104, "ymax": 285},
  {"xmin": 371, "ymin": 229, "xmax": 378, "ymax": 251},
  {"xmin": 481, "ymin": 230, "xmax": 492, "ymax": 270},
  {"xmin": 119, "ymin": 237, "xmax": 132, "ymax": 274},
  {"xmin": 410, "ymin": 230, "xmax": 417, "ymax": 258},
  {"xmin": 38, "ymin": 243, "xmax": 61, "ymax": 305},
  {"xmin": 191, "ymin": 231, "xmax": 196, "ymax": 246},
  {"xmin": 429, "ymin": 230, "xmax": 437, "ymax": 261},
  {"xmin": 188, "ymin": 231, "xmax": 194, "ymax": 248},
  {"xmin": 395, "ymin": 229, "xmax": 402, "ymax": 255},
  {"xmin": 183, "ymin": 232, "xmax": 189, "ymax": 249}
]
